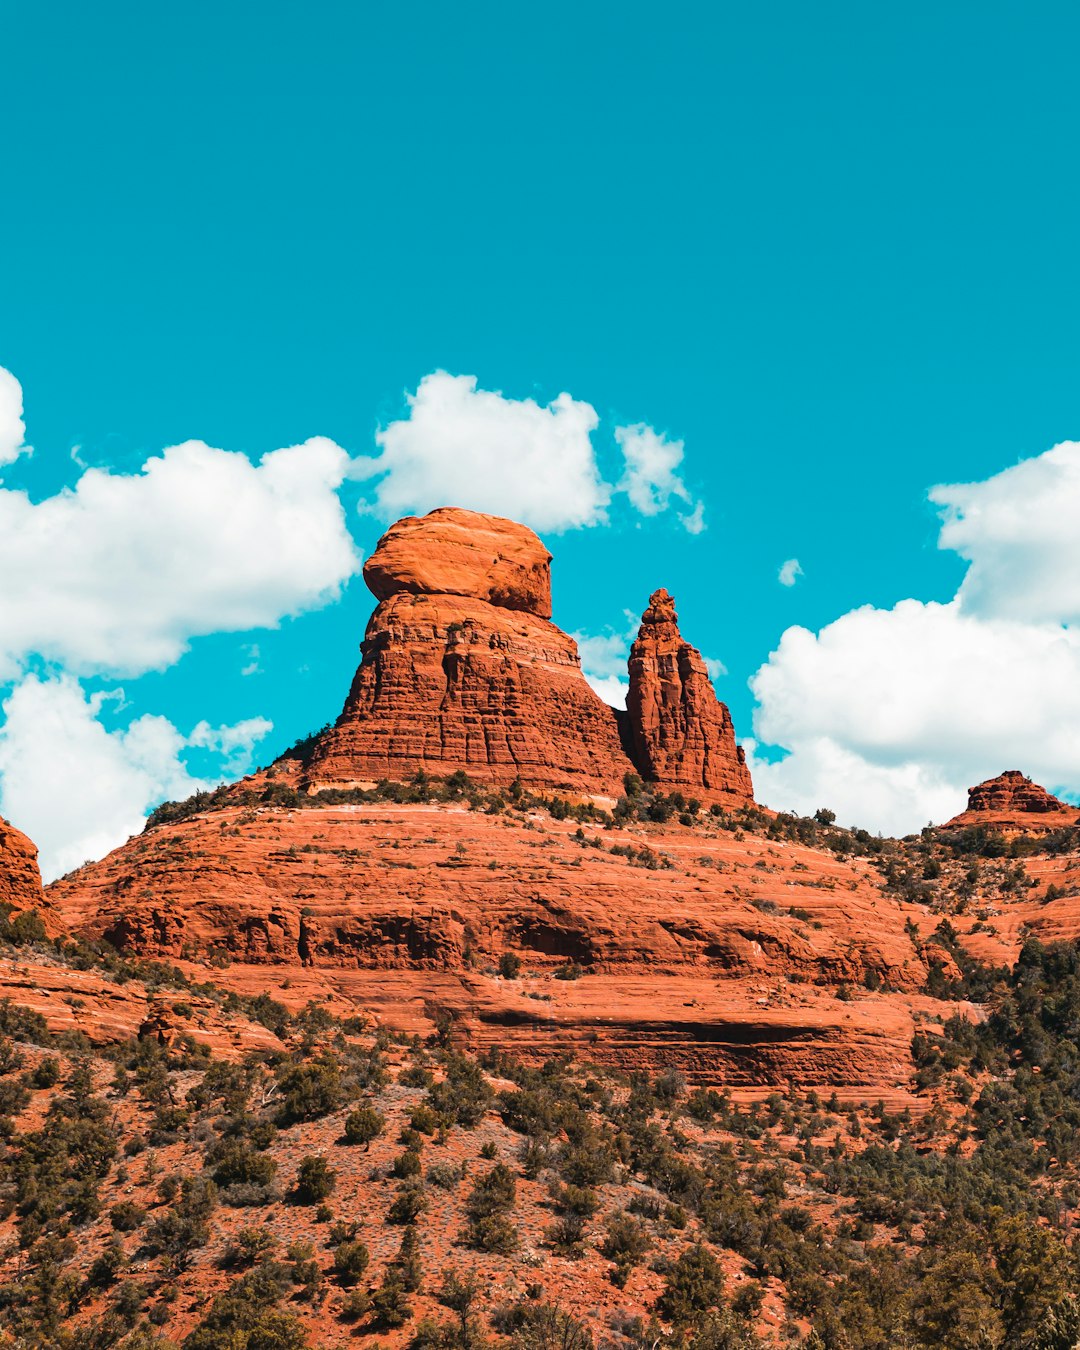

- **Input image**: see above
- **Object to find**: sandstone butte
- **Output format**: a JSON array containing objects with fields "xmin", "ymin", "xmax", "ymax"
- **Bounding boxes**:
[
  {"xmin": 304, "ymin": 507, "xmax": 753, "ymax": 805},
  {"xmin": 943, "ymin": 768, "xmax": 1080, "ymax": 836}
]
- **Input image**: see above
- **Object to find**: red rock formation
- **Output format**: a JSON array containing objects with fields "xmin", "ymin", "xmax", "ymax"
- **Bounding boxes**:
[
  {"xmin": 304, "ymin": 509, "xmax": 755, "ymax": 805},
  {"xmin": 362, "ymin": 507, "xmax": 553, "ymax": 617},
  {"xmin": 626, "ymin": 589, "xmax": 753, "ymax": 804},
  {"xmin": 0, "ymin": 816, "xmax": 42, "ymax": 913},
  {"xmin": 304, "ymin": 509, "xmax": 633, "ymax": 794},
  {"xmin": 943, "ymin": 770, "xmax": 1078, "ymax": 836},
  {"xmin": 0, "ymin": 950, "xmax": 282, "ymax": 1056},
  {"xmin": 48, "ymin": 798, "xmax": 940, "ymax": 1089}
]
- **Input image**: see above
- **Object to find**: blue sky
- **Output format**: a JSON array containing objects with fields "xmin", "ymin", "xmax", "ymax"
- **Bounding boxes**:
[{"xmin": 3, "ymin": 2, "xmax": 1080, "ymax": 876}]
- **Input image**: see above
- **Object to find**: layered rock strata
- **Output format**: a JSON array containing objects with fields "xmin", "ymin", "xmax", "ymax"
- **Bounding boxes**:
[
  {"xmin": 304, "ymin": 508, "xmax": 753, "ymax": 804},
  {"xmin": 627, "ymin": 589, "xmax": 753, "ymax": 802},
  {"xmin": 944, "ymin": 770, "xmax": 1078, "ymax": 836},
  {"xmin": 0, "ymin": 816, "xmax": 42, "ymax": 913},
  {"xmin": 48, "ymin": 799, "xmax": 936, "ymax": 1089}
]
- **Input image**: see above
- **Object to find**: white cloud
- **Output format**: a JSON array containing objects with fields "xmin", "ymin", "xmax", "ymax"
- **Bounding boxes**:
[
  {"xmin": 188, "ymin": 715, "xmax": 274, "ymax": 774},
  {"xmin": 0, "ymin": 675, "xmax": 273, "ymax": 880},
  {"xmin": 584, "ymin": 673, "xmax": 630, "ymax": 709},
  {"xmin": 359, "ymin": 372, "xmax": 608, "ymax": 532},
  {"xmin": 0, "ymin": 436, "xmax": 360, "ymax": 679},
  {"xmin": 0, "ymin": 366, "xmax": 28, "ymax": 467},
  {"xmin": 778, "ymin": 558, "xmax": 803, "ymax": 587},
  {"xmin": 744, "ymin": 737, "xmax": 965, "ymax": 837},
  {"xmin": 615, "ymin": 423, "xmax": 703, "ymax": 532},
  {"xmin": 574, "ymin": 620, "xmax": 639, "ymax": 710},
  {"xmin": 358, "ymin": 373, "xmax": 708, "ymax": 534},
  {"xmin": 750, "ymin": 439, "xmax": 1080, "ymax": 834},
  {"xmin": 931, "ymin": 440, "xmax": 1080, "ymax": 624}
]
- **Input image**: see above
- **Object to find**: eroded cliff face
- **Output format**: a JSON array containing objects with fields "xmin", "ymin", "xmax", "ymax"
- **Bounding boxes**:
[
  {"xmin": 627, "ymin": 589, "xmax": 754, "ymax": 804},
  {"xmin": 303, "ymin": 508, "xmax": 754, "ymax": 805},
  {"xmin": 47, "ymin": 799, "xmax": 937, "ymax": 1090},
  {"xmin": 0, "ymin": 816, "xmax": 42, "ymax": 913}
]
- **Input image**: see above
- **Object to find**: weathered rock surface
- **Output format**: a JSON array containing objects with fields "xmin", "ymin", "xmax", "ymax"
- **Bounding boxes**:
[
  {"xmin": 48, "ymin": 799, "xmax": 944, "ymax": 1089},
  {"xmin": 0, "ymin": 816, "xmax": 42, "ymax": 913},
  {"xmin": 944, "ymin": 770, "xmax": 1079, "ymax": 836},
  {"xmin": 304, "ymin": 509, "xmax": 636, "ymax": 794},
  {"xmin": 627, "ymin": 588, "xmax": 753, "ymax": 804},
  {"xmin": 304, "ymin": 508, "xmax": 754, "ymax": 804},
  {"xmin": 362, "ymin": 507, "xmax": 554, "ymax": 617},
  {"xmin": 0, "ymin": 950, "xmax": 282, "ymax": 1056}
]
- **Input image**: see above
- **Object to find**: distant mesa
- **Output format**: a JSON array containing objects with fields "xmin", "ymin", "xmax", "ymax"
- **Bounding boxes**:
[
  {"xmin": 303, "ymin": 506, "xmax": 753, "ymax": 805},
  {"xmin": 943, "ymin": 769, "xmax": 1079, "ymax": 836}
]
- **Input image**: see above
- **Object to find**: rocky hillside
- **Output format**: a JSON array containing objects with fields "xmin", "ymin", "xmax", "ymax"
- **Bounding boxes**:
[{"xmin": 1, "ymin": 919, "xmax": 1080, "ymax": 1350}]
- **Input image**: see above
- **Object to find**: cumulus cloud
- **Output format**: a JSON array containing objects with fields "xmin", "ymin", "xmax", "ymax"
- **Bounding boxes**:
[
  {"xmin": 0, "ymin": 675, "xmax": 273, "ymax": 880},
  {"xmin": 359, "ymin": 372, "xmax": 608, "ymax": 532},
  {"xmin": 745, "ymin": 737, "xmax": 966, "ymax": 838},
  {"xmin": 0, "ymin": 437, "xmax": 360, "ymax": 679},
  {"xmin": 932, "ymin": 440, "xmax": 1080, "ymax": 624},
  {"xmin": 574, "ymin": 627, "xmax": 635, "ymax": 709},
  {"xmin": 778, "ymin": 558, "xmax": 803, "ymax": 587},
  {"xmin": 750, "ymin": 439, "xmax": 1080, "ymax": 834},
  {"xmin": 188, "ymin": 715, "xmax": 274, "ymax": 774},
  {"xmin": 0, "ymin": 366, "xmax": 28, "ymax": 467},
  {"xmin": 358, "ymin": 372, "xmax": 707, "ymax": 534},
  {"xmin": 614, "ymin": 423, "xmax": 703, "ymax": 532}
]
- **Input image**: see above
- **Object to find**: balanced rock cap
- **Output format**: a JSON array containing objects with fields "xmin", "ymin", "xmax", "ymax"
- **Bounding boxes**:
[{"xmin": 362, "ymin": 506, "xmax": 552, "ymax": 619}]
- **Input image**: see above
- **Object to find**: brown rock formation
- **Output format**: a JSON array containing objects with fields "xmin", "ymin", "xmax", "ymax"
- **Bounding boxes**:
[
  {"xmin": 627, "ymin": 588, "xmax": 753, "ymax": 804},
  {"xmin": 943, "ymin": 770, "xmax": 1078, "ymax": 836},
  {"xmin": 48, "ymin": 798, "xmax": 941, "ymax": 1089},
  {"xmin": 0, "ymin": 816, "xmax": 42, "ymax": 913},
  {"xmin": 304, "ymin": 508, "xmax": 754, "ymax": 805},
  {"xmin": 304, "ymin": 510, "xmax": 632, "ymax": 794},
  {"xmin": 362, "ymin": 507, "xmax": 553, "ymax": 617}
]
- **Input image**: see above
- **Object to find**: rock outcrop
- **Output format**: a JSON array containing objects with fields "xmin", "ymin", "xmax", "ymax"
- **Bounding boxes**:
[
  {"xmin": 0, "ymin": 816, "xmax": 42, "ymax": 913},
  {"xmin": 627, "ymin": 589, "xmax": 753, "ymax": 804},
  {"xmin": 944, "ymin": 770, "xmax": 1078, "ymax": 836},
  {"xmin": 304, "ymin": 508, "xmax": 754, "ymax": 805},
  {"xmin": 304, "ymin": 509, "xmax": 634, "ymax": 795},
  {"xmin": 48, "ymin": 798, "xmax": 936, "ymax": 1089}
]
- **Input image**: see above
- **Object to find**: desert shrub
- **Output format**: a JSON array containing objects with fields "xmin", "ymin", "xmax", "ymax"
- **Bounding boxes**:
[
  {"xmin": 388, "ymin": 1179, "xmax": 428, "ymax": 1225},
  {"xmin": 343, "ymin": 1103, "xmax": 385, "ymax": 1147},
  {"xmin": 208, "ymin": 1139, "xmax": 278, "ymax": 1190},
  {"xmin": 332, "ymin": 1239, "xmax": 370, "ymax": 1285},
  {"xmin": 370, "ymin": 1267, "xmax": 413, "ymax": 1329},
  {"xmin": 463, "ymin": 1163, "xmax": 518, "ymax": 1253},
  {"xmin": 601, "ymin": 1211, "xmax": 650, "ymax": 1286},
  {"xmin": 109, "ymin": 1200, "xmax": 147, "ymax": 1232},
  {"xmin": 428, "ymin": 1052, "xmax": 493, "ymax": 1128},
  {"xmin": 275, "ymin": 1057, "xmax": 343, "ymax": 1124},
  {"xmin": 658, "ymin": 1244, "xmax": 726, "ymax": 1324},
  {"xmin": 294, "ymin": 1154, "xmax": 336, "ymax": 1203},
  {"xmin": 181, "ymin": 1263, "xmax": 304, "ymax": 1350}
]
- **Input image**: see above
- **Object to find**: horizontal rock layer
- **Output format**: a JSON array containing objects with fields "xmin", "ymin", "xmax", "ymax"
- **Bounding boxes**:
[
  {"xmin": 51, "ymin": 799, "xmax": 945, "ymax": 1089},
  {"xmin": 944, "ymin": 770, "xmax": 1079, "ymax": 836}
]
